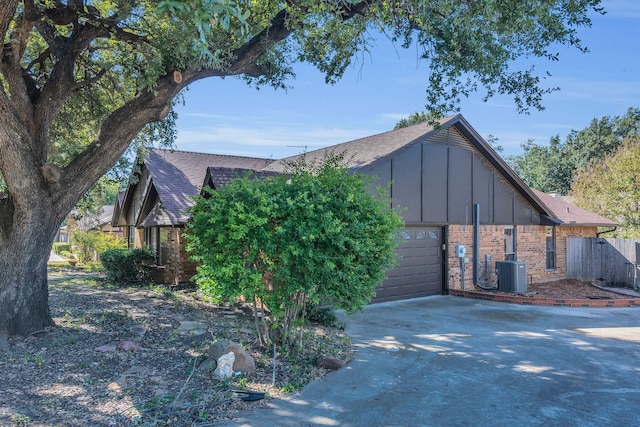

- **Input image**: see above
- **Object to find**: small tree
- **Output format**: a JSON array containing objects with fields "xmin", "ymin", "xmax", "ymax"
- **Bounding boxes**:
[
  {"xmin": 186, "ymin": 156, "xmax": 403, "ymax": 347},
  {"xmin": 70, "ymin": 230, "xmax": 126, "ymax": 263}
]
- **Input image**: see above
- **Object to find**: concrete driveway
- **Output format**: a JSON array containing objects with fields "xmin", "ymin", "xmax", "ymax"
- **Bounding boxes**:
[{"xmin": 223, "ymin": 296, "xmax": 640, "ymax": 427}]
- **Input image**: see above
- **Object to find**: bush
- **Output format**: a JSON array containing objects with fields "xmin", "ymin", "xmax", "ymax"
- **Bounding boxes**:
[
  {"xmin": 71, "ymin": 230, "xmax": 126, "ymax": 263},
  {"xmin": 100, "ymin": 248, "xmax": 156, "ymax": 286},
  {"xmin": 60, "ymin": 251, "xmax": 74, "ymax": 259},
  {"xmin": 186, "ymin": 154, "xmax": 403, "ymax": 347},
  {"xmin": 53, "ymin": 243, "xmax": 71, "ymax": 255}
]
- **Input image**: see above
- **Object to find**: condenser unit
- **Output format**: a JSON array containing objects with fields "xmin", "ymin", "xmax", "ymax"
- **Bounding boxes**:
[{"xmin": 496, "ymin": 260, "xmax": 527, "ymax": 292}]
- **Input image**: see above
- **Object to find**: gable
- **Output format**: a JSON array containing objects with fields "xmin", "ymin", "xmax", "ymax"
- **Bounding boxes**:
[{"xmin": 363, "ymin": 125, "xmax": 546, "ymax": 225}]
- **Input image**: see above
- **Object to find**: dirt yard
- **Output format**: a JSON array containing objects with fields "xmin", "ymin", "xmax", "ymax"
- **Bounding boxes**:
[{"xmin": 0, "ymin": 269, "xmax": 350, "ymax": 427}]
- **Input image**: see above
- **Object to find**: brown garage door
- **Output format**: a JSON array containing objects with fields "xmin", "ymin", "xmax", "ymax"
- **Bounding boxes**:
[{"xmin": 373, "ymin": 226, "xmax": 443, "ymax": 303}]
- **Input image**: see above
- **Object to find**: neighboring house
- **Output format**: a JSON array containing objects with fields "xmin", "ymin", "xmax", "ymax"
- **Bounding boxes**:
[
  {"xmin": 74, "ymin": 205, "xmax": 124, "ymax": 235},
  {"xmin": 60, "ymin": 205, "xmax": 124, "ymax": 242},
  {"xmin": 113, "ymin": 114, "xmax": 616, "ymax": 301}
]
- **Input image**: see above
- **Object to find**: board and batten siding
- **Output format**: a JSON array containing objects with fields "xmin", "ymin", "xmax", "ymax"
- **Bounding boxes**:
[
  {"xmin": 362, "ymin": 126, "xmax": 542, "ymax": 226},
  {"xmin": 566, "ymin": 237, "xmax": 640, "ymax": 287}
]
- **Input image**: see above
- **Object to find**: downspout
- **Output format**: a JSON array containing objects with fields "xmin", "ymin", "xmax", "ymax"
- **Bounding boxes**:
[
  {"xmin": 474, "ymin": 203, "xmax": 498, "ymax": 290},
  {"xmin": 473, "ymin": 204, "xmax": 479, "ymax": 286}
]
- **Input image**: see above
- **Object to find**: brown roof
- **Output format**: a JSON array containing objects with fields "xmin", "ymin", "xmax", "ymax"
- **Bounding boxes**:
[
  {"xmin": 204, "ymin": 167, "xmax": 281, "ymax": 191},
  {"xmin": 139, "ymin": 203, "xmax": 173, "ymax": 227},
  {"xmin": 264, "ymin": 115, "xmax": 458, "ymax": 172},
  {"xmin": 145, "ymin": 149, "xmax": 274, "ymax": 224},
  {"xmin": 531, "ymin": 189, "xmax": 617, "ymax": 227}
]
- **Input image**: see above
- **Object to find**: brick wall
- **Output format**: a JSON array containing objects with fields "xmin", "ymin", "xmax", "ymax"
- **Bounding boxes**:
[
  {"xmin": 149, "ymin": 227, "xmax": 198, "ymax": 285},
  {"xmin": 446, "ymin": 224, "xmax": 599, "ymax": 291}
]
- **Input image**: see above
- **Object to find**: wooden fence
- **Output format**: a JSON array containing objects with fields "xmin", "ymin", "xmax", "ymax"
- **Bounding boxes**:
[{"xmin": 566, "ymin": 237, "xmax": 640, "ymax": 288}]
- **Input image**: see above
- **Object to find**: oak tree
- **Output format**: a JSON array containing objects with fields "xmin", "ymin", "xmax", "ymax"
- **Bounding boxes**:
[{"xmin": 0, "ymin": 0, "xmax": 603, "ymax": 346}]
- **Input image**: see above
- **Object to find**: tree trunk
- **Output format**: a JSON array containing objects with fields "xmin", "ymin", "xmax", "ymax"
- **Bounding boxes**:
[{"xmin": 0, "ymin": 201, "xmax": 58, "ymax": 348}]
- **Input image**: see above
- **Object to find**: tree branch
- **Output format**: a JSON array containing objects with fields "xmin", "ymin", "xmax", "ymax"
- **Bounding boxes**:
[
  {"xmin": 56, "ymin": 75, "xmax": 183, "ymax": 210},
  {"xmin": 0, "ymin": 0, "xmax": 19, "ymax": 61}
]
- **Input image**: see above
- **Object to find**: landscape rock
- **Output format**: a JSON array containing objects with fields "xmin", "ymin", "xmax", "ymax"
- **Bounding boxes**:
[
  {"xmin": 213, "ymin": 352, "xmax": 235, "ymax": 379},
  {"xmin": 317, "ymin": 356, "xmax": 343, "ymax": 370},
  {"xmin": 117, "ymin": 341, "xmax": 141, "ymax": 351},
  {"xmin": 178, "ymin": 321, "xmax": 206, "ymax": 336},
  {"xmin": 107, "ymin": 375, "xmax": 127, "ymax": 392},
  {"xmin": 198, "ymin": 357, "xmax": 217, "ymax": 373},
  {"xmin": 208, "ymin": 340, "xmax": 256, "ymax": 374}
]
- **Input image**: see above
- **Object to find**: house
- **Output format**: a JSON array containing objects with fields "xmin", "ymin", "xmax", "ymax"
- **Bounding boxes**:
[
  {"xmin": 111, "ymin": 149, "xmax": 274, "ymax": 284},
  {"xmin": 57, "ymin": 205, "xmax": 125, "ymax": 243},
  {"xmin": 113, "ymin": 114, "xmax": 616, "ymax": 300},
  {"xmin": 72, "ymin": 205, "xmax": 124, "ymax": 236}
]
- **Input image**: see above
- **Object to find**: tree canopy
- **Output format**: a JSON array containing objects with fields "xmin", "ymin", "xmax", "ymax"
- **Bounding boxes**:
[
  {"xmin": 507, "ymin": 107, "xmax": 640, "ymax": 194},
  {"xmin": 0, "ymin": 0, "xmax": 605, "ymax": 343},
  {"xmin": 570, "ymin": 136, "xmax": 640, "ymax": 237}
]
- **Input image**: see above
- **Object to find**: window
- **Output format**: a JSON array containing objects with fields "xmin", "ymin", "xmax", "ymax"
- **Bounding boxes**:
[
  {"xmin": 545, "ymin": 226, "xmax": 556, "ymax": 270},
  {"xmin": 144, "ymin": 226, "xmax": 157, "ymax": 260},
  {"xmin": 504, "ymin": 225, "xmax": 516, "ymax": 260},
  {"xmin": 144, "ymin": 227, "xmax": 168, "ymax": 266},
  {"xmin": 128, "ymin": 226, "xmax": 136, "ymax": 249},
  {"xmin": 159, "ymin": 228, "xmax": 169, "ymax": 266}
]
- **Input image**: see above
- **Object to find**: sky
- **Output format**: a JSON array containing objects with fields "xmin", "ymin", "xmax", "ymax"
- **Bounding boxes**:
[{"xmin": 172, "ymin": 0, "xmax": 640, "ymax": 160}]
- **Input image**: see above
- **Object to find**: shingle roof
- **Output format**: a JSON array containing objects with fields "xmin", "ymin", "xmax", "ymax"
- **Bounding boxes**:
[
  {"xmin": 145, "ymin": 149, "xmax": 274, "ymax": 224},
  {"xmin": 77, "ymin": 205, "xmax": 114, "ymax": 230},
  {"xmin": 531, "ymin": 189, "xmax": 617, "ymax": 227},
  {"xmin": 264, "ymin": 115, "xmax": 458, "ymax": 172},
  {"xmin": 139, "ymin": 203, "xmax": 173, "ymax": 227},
  {"xmin": 204, "ymin": 167, "xmax": 282, "ymax": 190}
]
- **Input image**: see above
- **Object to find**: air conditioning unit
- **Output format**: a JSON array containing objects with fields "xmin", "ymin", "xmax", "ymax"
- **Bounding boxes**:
[{"xmin": 496, "ymin": 260, "xmax": 527, "ymax": 292}]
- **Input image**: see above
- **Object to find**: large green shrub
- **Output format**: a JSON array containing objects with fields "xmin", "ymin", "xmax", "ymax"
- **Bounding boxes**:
[
  {"xmin": 186, "ymin": 155, "xmax": 403, "ymax": 347},
  {"xmin": 100, "ymin": 248, "xmax": 156, "ymax": 286}
]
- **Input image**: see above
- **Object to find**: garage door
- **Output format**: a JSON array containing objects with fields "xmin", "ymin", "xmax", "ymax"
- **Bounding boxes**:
[{"xmin": 373, "ymin": 226, "xmax": 443, "ymax": 303}]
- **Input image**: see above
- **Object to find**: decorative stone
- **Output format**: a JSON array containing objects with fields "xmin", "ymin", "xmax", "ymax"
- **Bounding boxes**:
[
  {"xmin": 317, "ymin": 356, "xmax": 343, "ymax": 370},
  {"xmin": 208, "ymin": 340, "xmax": 256, "ymax": 374},
  {"xmin": 107, "ymin": 375, "xmax": 127, "ymax": 391},
  {"xmin": 198, "ymin": 357, "xmax": 217, "ymax": 373},
  {"xmin": 117, "ymin": 341, "xmax": 141, "ymax": 351},
  {"xmin": 213, "ymin": 352, "xmax": 235, "ymax": 379},
  {"xmin": 178, "ymin": 321, "xmax": 206, "ymax": 336}
]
